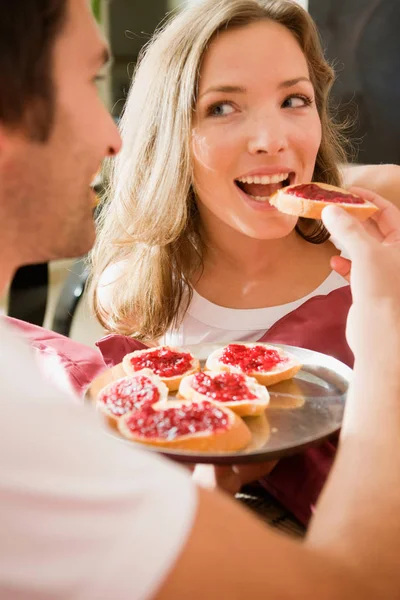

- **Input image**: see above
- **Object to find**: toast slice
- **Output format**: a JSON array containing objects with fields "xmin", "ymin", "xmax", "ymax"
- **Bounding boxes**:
[
  {"xmin": 206, "ymin": 343, "xmax": 302, "ymax": 386},
  {"xmin": 178, "ymin": 370, "xmax": 270, "ymax": 417},
  {"xmin": 118, "ymin": 399, "xmax": 251, "ymax": 452},
  {"xmin": 269, "ymin": 182, "xmax": 378, "ymax": 221},
  {"xmin": 122, "ymin": 345, "xmax": 200, "ymax": 392}
]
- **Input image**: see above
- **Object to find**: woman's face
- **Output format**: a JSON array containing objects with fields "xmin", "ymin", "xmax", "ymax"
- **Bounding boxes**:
[{"xmin": 192, "ymin": 20, "xmax": 322, "ymax": 240}]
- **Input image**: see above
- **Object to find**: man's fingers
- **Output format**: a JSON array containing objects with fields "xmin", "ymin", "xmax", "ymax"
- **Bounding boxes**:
[
  {"xmin": 349, "ymin": 186, "xmax": 400, "ymax": 241},
  {"xmin": 322, "ymin": 205, "xmax": 373, "ymax": 255},
  {"xmin": 331, "ymin": 256, "xmax": 351, "ymax": 282}
]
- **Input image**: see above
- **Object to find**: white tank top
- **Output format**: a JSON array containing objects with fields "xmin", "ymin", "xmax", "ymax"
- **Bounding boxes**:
[{"xmin": 160, "ymin": 270, "xmax": 347, "ymax": 347}]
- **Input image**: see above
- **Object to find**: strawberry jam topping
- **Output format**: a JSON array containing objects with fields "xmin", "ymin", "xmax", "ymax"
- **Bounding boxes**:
[
  {"xmin": 191, "ymin": 371, "xmax": 257, "ymax": 403},
  {"xmin": 99, "ymin": 375, "xmax": 160, "ymax": 416},
  {"xmin": 129, "ymin": 348, "xmax": 193, "ymax": 378},
  {"xmin": 124, "ymin": 401, "xmax": 229, "ymax": 439},
  {"xmin": 220, "ymin": 344, "xmax": 285, "ymax": 373},
  {"xmin": 288, "ymin": 183, "xmax": 364, "ymax": 204}
]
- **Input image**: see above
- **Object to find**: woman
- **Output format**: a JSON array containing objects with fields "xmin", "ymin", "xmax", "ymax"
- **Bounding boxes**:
[
  {"xmin": 90, "ymin": 0, "xmax": 400, "ymax": 349},
  {"xmin": 88, "ymin": 0, "xmax": 398, "ymax": 524},
  {"xmin": 90, "ymin": 0, "xmax": 350, "ymax": 342}
]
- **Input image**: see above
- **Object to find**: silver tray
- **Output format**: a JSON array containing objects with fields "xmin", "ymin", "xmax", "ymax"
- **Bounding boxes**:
[{"xmin": 91, "ymin": 343, "xmax": 351, "ymax": 465}]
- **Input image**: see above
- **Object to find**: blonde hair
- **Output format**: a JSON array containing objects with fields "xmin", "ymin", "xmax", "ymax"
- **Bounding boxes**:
[{"xmin": 88, "ymin": 0, "xmax": 347, "ymax": 341}]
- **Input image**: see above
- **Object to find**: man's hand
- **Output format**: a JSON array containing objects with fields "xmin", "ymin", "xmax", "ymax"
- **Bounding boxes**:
[
  {"xmin": 322, "ymin": 192, "xmax": 400, "ymax": 363},
  {"xmin": 330, "ymin": 187, "xmax": 400, "ymax": 282}
]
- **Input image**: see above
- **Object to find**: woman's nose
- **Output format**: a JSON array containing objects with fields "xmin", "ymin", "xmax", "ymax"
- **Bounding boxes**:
[{"xmin": 247, "ymin": 117, "xmax": 288, "ymax": 156}]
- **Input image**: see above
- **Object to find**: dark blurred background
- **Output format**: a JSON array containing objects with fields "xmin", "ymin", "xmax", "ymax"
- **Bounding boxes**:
[
  {"xmin": 103, "ymin": 0, "xmax": 171, "ymax": 114},
  {"xmin": 309, "ymin": 0, "xmax": 400, "ymax": 164}
]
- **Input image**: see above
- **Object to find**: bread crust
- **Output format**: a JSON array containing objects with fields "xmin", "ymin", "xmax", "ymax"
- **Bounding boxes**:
[
  {"xmin": 117, "ymin": 400, "xmax": 252, "ymax": 452},
  {"xmin": 205, "ymin": 343, "xmax": 302, "ymax": 386},
  {"xmin": 178, "ymin": 371, "xmax": 270, "ymax": 417},
  {"xmin": 122, "ymin": 346, "xmax": 200, "ymax": 391},
  {"xmin": 269, "ymin": 182, "xmax": 378, "ymax": 221}
]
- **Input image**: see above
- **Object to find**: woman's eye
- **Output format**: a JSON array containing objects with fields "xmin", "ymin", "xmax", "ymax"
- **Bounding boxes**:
[
  {"xmin": 207, "ymin": 102, "xmax": 235, "ymax": 117},
  {"xmin": 283, "ymin": 95, "xmax": 312, "ymax": 109}
]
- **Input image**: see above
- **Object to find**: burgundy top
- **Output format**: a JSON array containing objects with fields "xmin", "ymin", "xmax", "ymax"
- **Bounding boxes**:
[{"xmin": 257, "ymin": 286, "xmax": 352, "ymax": 525}]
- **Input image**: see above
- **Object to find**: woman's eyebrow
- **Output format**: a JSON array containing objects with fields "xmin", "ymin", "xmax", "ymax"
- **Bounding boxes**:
[
  {"xmin": 199, "ymin": 85, "xmax": 246, "ymax": 99},
  {"xmin": 278, "ymin": 77, "xmax": 312, "ymax": 88},
  {"xmin": 199, "ymin": 77, "xmax": 312, "ymax": 99}
]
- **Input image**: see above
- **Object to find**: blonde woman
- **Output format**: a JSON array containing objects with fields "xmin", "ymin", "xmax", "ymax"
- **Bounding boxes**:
[{"xmin": 89, "ymin": 0, "xmax": 399, "ymax": 524}]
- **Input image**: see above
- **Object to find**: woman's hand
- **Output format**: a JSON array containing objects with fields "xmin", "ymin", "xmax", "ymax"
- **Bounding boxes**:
[
  {"xmin": 192, "ymin": 461, "xmax": 278, "ymax": 495},
  {"xmin": 330, "ymin": 187, "xmax": 400, "ymax": 282}
]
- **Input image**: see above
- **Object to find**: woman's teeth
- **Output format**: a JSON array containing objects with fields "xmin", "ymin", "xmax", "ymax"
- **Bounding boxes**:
[
  {"xmin": 236, "ymin": 173, "xmax": 289, "ymax": 185},
  {"xmin": 249, "ymin": 195, "xmax": 271, "ymax": 201},
  {"xmin": 235, "ymin": 173, "xmax": 290, "ymax": 202}
]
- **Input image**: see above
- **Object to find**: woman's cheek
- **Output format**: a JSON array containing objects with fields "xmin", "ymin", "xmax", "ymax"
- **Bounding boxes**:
[
  {"xmin": 192, "ymin": 128, "xmax": 217, "ymax": 176},
  {"xmin": 297, "ymin": 120, "xmax": 321, "ymax": 179},
  {"xmin": 307, "ymin": 115, "xmax": 322, "ymax": 156}
]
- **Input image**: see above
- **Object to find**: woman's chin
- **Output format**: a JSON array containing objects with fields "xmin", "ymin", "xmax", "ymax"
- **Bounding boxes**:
[{"xmin": 236, "ymin": 215, "xmax": 298, "ymax": 240}]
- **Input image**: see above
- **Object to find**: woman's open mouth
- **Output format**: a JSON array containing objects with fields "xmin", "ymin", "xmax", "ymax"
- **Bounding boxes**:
[{"xmin": 234, "ymin": 172, "xmax": 295, "ymax": 202}]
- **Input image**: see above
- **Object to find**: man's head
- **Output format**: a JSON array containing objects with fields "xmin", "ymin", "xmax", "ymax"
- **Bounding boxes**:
[{"xmin": 0, "ymin": 0, "xmax": 121, "ymax": 289}]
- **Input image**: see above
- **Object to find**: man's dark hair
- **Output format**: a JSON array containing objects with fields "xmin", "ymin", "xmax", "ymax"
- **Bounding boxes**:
[{"xmin": 0, "ymin": 1, "xmax": 68, "ymax": 142}]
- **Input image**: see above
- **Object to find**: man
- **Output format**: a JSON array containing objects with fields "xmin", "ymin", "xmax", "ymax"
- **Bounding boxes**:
[{"xmin": 0, "ymin": 1, "xmax": 399, "ymax": 598}]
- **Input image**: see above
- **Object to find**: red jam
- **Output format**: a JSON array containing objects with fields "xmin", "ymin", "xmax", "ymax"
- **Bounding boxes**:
[
  {"xmin": 124, "ymin": 401, "xmax": 229, "ymax": 439},
  {"xmin": 191, "ymin": 371, "xmax": 257, "ymax": 403},
  {"xmin": 288, "ymin": 183, "xmax": 364, "ymax": 204},
  {"xmin": 129, "ymin": 348, "xmax": 193, "ymax": 378},
  {"xmin": 220, "ymin": 344, "xmax": 285, "ymax": 373},
  {"xmin": 99, "ymin": 375, "xmax": 160, "ymax": 416}
]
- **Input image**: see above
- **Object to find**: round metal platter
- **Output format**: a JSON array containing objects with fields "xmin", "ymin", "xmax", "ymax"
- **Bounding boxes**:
[{"xmin": 93, "ymin": 343, "xmax": 351, "ymax": 465}]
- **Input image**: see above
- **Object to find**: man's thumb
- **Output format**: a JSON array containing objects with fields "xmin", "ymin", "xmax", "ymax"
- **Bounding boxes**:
[{"xmin": 322, "ymin": 205, "xmax": 371, "ymax": 253}]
